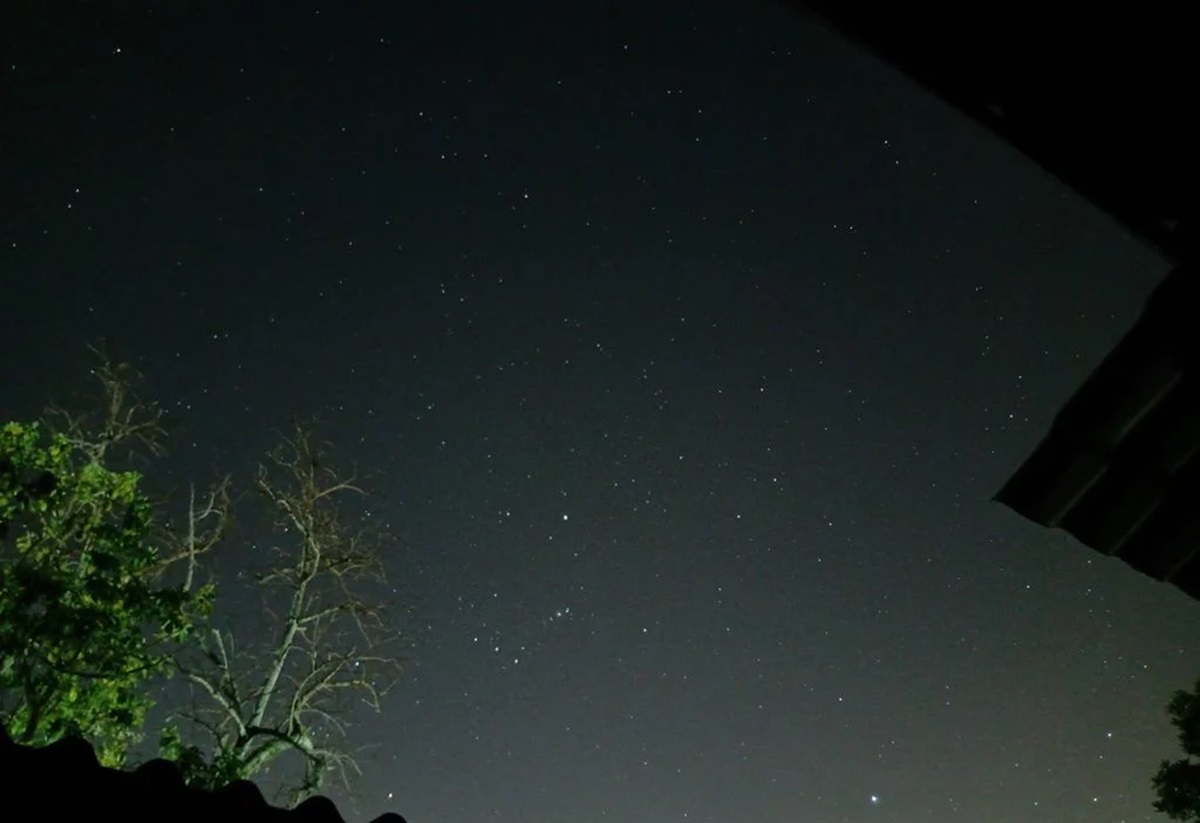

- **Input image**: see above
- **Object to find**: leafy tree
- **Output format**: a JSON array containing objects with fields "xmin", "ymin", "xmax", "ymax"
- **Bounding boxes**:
[
  {"xmin": 2, "ymin": 350, "xmax": 407, "ymax": 805},
  {"xmin": 161, "ymin": 424, "xmax": 405, "ymax": 806},
  {"xmin": 1154, "ymin": 676, "xmax": 1200, "ymax": 821},
  {"xmin": 0, "ymin": 357, "xmax": 219, "ymax": 765}
]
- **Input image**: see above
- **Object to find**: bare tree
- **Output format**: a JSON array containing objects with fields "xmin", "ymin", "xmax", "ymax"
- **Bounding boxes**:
[
  {"xmin": 163, "ymin": 424, "xmax": 405, "ymax": 805},
  {"xmin": 45, "ymin": 345, "xmax": 168, "ymax": 465},
  {"xmin": 46, "ymin": 346, "xmax": 232, "ymax": 584}
]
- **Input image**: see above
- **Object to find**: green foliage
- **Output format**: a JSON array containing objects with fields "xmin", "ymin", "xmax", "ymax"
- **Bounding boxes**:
[
  {"xmin": 1153, "ymin": 677, "xmax": 1200, "ymax": 821},
  {"xmin": 2, "ymin": 358, "xmax": 398, "ymax": 809},
  {"xmin": 0, "ymin": 420, "xmax": 211, "ymax": 766},
  {"xmin": 158, "ymin": 724, "xmax": 248, "ymax": 791}
]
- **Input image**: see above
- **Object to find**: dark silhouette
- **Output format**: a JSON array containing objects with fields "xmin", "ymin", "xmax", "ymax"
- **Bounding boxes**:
[
  {"xmin": 0, "ymin": 723, "xmax": 408, "ymax": 823},
  {"xmin": 1154, "ymin": 677, "xmax": 1200, "ymax": 821}
]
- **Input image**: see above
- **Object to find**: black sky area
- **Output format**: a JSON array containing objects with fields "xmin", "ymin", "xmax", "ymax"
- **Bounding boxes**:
[{"xmin": 2, "ymin": 2, "xmax": 1197, "ymax": 822}]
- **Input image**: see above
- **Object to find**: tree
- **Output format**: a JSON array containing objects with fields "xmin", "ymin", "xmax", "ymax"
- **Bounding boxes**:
[
  {"xmin": 161, "ymin": 424, "xmax": 405, "ymax": 806},
  {"xmin": 1153, "ymin": 676, "xmax": 1200, "ymax": 821},
  {"xmin": 2, "ymin": 349, "xmax": 407, "ymax": 802},
  {"xmin": 0, "ymin": 358, "xmax": 219, "ymax": 766}
]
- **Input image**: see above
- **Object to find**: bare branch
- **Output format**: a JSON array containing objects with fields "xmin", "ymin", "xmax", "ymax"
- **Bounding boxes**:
[
  {"xmin": 46, "ymin": 346, "xmax": 166, "ymax": 465},
  {"xmin": 182, "ymin": 671, "xmax": 246, "ymax": 738},
  {"xmin": 147, "ymin": 478, "xmax": 233, "ymax": 587},
  {"xmin": 166, "ymin": 423, "xmax": 407, "ymax": 805}
]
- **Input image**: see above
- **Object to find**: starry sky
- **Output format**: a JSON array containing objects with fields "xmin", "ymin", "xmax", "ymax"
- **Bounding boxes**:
[{"xmin": 2, "ymin": 2, "xmax": 1198, "ymax": 822}]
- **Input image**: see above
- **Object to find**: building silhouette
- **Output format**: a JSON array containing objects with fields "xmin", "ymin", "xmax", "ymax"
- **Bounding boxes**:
[{"xmin": 799, "ymin": 0, "xmax": 1197, "ymax": 601}]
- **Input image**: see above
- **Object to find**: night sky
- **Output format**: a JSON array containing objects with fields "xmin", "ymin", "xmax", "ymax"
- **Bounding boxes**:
[{"xmin": 3, "ymin": 3, "xmax": 1198, "ymax": 822}]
